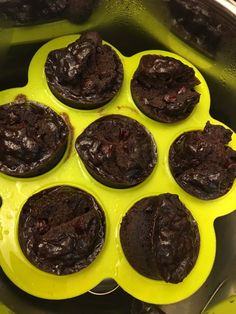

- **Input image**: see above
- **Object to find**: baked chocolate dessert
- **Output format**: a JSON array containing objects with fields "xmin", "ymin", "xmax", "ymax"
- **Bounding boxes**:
[
  {"xmin": 0, "ymin": 0, "xmax": 97, "ymax": 26},
  {"xmin": 0, "ymin": 0, "xmax": 34, "ymax": 25},
  {"xmin": 120, "ymin": 193, "xmax": 200, "ymax": 283},
  {"xmin": 131, "ymin": 55, "xmax": 200, "ymax": 123},
  {"xmin": 165, "ymin": 0, "xmax": 223, "ymax": 57},
  {"xmin": 45, "ymin": 31, "xmax": 124, "ymax": 109},
  {"xmin": 75, "ymin": 115, "xmax": 157, "ymax": 188},
  {"xmin": 0, "ymin": 98, "xmax": 69, "ymax": 178},
  {"xmin": 169, "ymin": 122, "xmax": 236, "ymax": 200},
  {"xmin": 37, "ymin": 0, "xmax": 68, "ymax": 19},
  {"xmin": 18, "ymin": 185, "xmax": 105, "ymax": 275},
  {"xmin": 66, "ymin": 0, "xmax": 97, "ymax": 23}
]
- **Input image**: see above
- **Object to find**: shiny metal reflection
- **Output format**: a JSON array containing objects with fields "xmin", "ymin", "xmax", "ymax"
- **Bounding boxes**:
[{"xmin": 89, "ymin": 279, "xmax": 119, "ymax": 296}]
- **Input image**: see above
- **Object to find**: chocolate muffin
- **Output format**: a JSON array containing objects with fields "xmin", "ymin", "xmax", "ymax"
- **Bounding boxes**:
[
  {"xmin": 18, "ymin": 185, "xmax": 105, "ymax": 275},
  {"xmin": 66, "ymin": 0, "xmax": 97, "ymax": 23},
  {"xmin": 75, "ymin": 115, "xmax": 157, "ymax": 188},
  {"xmin": 45, "ymin": 31, "xmax": 124, "ymax": 109},
  {"xmin": 0, "ymin": 0, "xmax": 66, "ymax": 25},
  {"xmin": 37, "ymin": 0, "xmax": 68, "ymax": 19},
  {"xmin": 169, "ymin": 122, "xmax": 236, "ymax": 200},
  {"xmin": 131, "ymin": 55, "xmax": 200, "ymax": 123},
  {"xmin": 165, "ymin": 0, "xmax": 223, "ymax": 57},
  {"xmin": 0, "ymin": 0, "xmax": 97, "ymax": 26},
  {"xmin": 0, "ymin": 98, "xmax": 69, "ymax": 178},
  {"xmin": 120, "ymin": 193, "xmax": 200, "ymax": 283}
]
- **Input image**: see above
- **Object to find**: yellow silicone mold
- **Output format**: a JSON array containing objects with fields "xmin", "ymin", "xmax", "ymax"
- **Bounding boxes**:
[{"xmin": 0, "ymin": 34, "xmax": 236, "ymax": 305}]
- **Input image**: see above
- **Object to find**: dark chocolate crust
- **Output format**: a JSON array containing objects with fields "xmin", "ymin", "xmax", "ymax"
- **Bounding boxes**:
[
  {"xmin": 75, "ymin": 114, "xmax": 157, "ymax": 188},
  {"xmin": 0, "ymin": 98, "xmax": 69, "ymax": 178},
  {"xmin": 66, "ymin": 0, "xmax": 97, "ymax": 23},
  {"xmin": 18, "ymin": 185, "xmax": 105, "ymax": 275},
  {"xmin": 0, "ymin": 0, "xmax": 97, "ymax": 26},
  {"xmin": 120, "ymin": 193, "xmax": 200, "ymax": 283},
  {"xmin": 131, "ymin": 55, "xmax": 200, "ymax": 123},
  {"xmin": 169, "ymin": 122, "xmax": 236, "ymax": 200},
  {"xmin": 165, "ymin": 0, "xmax": 223, "ymax": 57},
  {"xmin": 45, "ymin": 31, "xmax": 124, "ymax": 109}
]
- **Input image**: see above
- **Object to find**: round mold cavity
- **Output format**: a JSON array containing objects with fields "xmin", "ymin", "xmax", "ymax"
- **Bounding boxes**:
[
  {"xmin": 130, "ymin": 54, "xmax": 201, "ymax": 123},
  {"xmin": 45, "ymin": 32, "xmax": 124, "ymax": 110},
  {"xmin": 75, "ymin": 114, "xmax": 158, "ymax": 189},
  {"xmin": 168, "ymin": 121, "xmax": 236, "ymax": 200},
  {"xmin": 119, "ymin": 193, "xmax": 200, "ymax": 283},
  {"xmin": 0, "ymin": 97, "xmax": 71, "ymax": 179},
  {"xmin": 18, "ymin": 185, "xmax": 106, "ymax": 276},
  {"xmin": 116, "ymin": 192, "xmax": 216, "ymax": 304},
  {"xmin": 0, "ymin": 183, "xmax": 109, "ymax": 299}
]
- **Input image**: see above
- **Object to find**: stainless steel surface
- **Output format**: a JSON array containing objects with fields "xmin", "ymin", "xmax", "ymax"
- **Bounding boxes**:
[
  {"xmin": 0, "ymin": 0, "xmax": 236, "ymax": 313},
  {"xmin": 201, "ymin": 276, "xmax": 236, "ymax": 313}
]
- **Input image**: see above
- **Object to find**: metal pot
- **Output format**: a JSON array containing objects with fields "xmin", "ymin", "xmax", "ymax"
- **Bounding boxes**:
[{"xmin": 0, "ymin": 1, "xmax": 235, "ymax": 313}]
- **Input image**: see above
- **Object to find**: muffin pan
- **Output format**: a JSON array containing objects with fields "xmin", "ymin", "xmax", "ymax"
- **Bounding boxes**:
[{"xmin": 0, "ymin": 33, "xmax": 236, "ymax": 304}]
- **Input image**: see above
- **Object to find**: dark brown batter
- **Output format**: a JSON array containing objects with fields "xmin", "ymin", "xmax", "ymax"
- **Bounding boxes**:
[
  {"xmin": 0, "ymin": 98, "xmax": 69, "ymax": 178},
  {"xmin": 45, "ymin": 31, "xmax": 124, "ymax": 109},
  {"xmin": 18, "ymin": 185, "xmax": 105, "ymax": 275},
  {"xmin": 120, "ymin": 193, "xmax": 200, "ymax": 283},
  {"xmin": 131, "ymin": 55, "xmax": 200, "ymax": 123},
  {"xmin": 75, "ymin": 115, "xmax": 157, "ymax": 188},
  {"xmin": 169, "ymin": 122, "xmax": 236, "ymax": 200}
]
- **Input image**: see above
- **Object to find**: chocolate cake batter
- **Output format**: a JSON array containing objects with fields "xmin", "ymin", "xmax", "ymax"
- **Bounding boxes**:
[
  {"xmin": 169, "ymin": 122, "xmax": 236, "ymax": 199},
  {"xmin": 75, "ymin": 115, "xmax": 157, "ymax": 188},
  {"xmin": 45, "ymin": 31, "xmax": 124, "ymax": 109},
  {"xmin": 120, "ymin": 193, "xmax": 200, "ymax": 283},
  {"xmin": 18, "ymin": 185, "xmax": 105, "ymax": 275},
  {"xmin": 131, "ymin": 55, "xmax": 200, "ymax": 123}
]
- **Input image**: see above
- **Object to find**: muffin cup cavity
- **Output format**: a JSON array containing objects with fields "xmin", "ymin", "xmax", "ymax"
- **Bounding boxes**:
[
  {"xmin": 120, "ymin": 193, "xmax": 200, "ymax": 283},
  {"xmin": 18, "ymin": 185, "xmax": 106, "ymax": 276},
  {"xmin": 75, "ymin": 114, "xmax": 157, "ymax": 189},
  {"xmin": 0, "ymin": 32, "xmax": 235, "ymax": 304},
  {"xmin": 0, "ymin": 98, "xmax": 69, "ymax": 178},
  {"xmin": 131, "ymin": 55, "xmax": 200, "ymax": 123},
  {"xmin": 45, "ymin": 31, "xmax": 124, "ymax": 110},
  {"xmin": 169, "ymin": 121, "xmax": 236, "ymax": 200},
  {"xmin": 0, "ymin": 0, "xmax": 98, "ymax": 26}
]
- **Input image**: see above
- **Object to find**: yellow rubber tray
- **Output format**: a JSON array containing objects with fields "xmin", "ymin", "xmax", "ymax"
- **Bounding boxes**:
[{"xmin": 0, "ymin": 34, "xmax": 236, "ymax": 304}]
